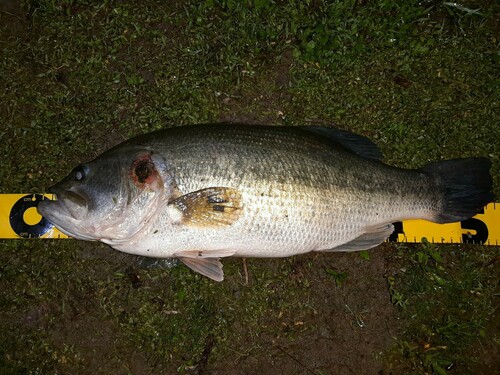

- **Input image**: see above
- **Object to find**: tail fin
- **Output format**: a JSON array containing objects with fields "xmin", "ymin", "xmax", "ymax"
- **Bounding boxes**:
[{"xmin": 422, "ymin": 158, "xmax": 494, "ymax": 223}]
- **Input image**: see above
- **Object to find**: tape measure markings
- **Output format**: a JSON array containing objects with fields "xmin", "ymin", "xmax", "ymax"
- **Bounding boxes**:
[
  {"xmin": 0, "ymin": 194, "xmax": 498, "ymax": 245},
  {"xmin": 1, "ymin": 194, "xmax": 68, "ymax": 239}
]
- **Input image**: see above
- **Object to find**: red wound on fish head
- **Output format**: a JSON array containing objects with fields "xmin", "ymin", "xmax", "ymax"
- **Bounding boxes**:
[{"xmin": 131, "ymin": 153, "xmax": 161, "ymax": 190}]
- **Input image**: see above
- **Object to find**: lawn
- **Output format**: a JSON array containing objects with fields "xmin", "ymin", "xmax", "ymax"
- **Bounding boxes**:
[{"xmin": 0, "ymin": 1, "xmax": 498, "ymax": 374}]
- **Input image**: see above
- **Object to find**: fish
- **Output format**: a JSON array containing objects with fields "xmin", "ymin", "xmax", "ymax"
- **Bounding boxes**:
[{"xmin": 37, "ymin": 124, "xmax": 494, "ymax": 281}]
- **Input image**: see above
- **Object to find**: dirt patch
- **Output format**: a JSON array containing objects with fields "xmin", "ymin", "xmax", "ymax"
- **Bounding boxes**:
[
  {"xmin": 0, "ymin": 0, "xmax": 25, "ymax": 31},
  {"xmin": 48, "ymin": 313, "xmax": 152, "ymax": 375},
  {"xmin": 33, "ymin": 241, "xmax": 401, "ymax": 374},
  {"xmin": 206, "ymin": 246, "xmax": 401, "ymax": 374}
]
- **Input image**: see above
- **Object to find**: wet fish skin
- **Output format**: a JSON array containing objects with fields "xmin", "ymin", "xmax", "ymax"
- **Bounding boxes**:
[{"xmin": 38, "ymin": 124, "xmax": 494, "ymax": 281}]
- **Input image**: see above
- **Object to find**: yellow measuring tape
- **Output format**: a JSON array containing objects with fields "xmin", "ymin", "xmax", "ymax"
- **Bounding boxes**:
[
  {"xmin": 0, "ymin": 194, "xmax": 498, "ymax": 245},
  {"xmin": 0, "ymin": 194, "xmax": 68, "ymax": 239}
]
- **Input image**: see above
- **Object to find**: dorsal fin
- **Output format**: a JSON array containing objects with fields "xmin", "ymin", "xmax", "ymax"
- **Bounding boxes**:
[{"xmin": 301, "ymin": 126, "xmax": 383, "ymax": 161}]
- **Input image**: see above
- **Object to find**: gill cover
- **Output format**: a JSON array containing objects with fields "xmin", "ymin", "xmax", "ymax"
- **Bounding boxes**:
[{"xmin": 101, "ymin": 150, "xmax": 175, "ymax": 244}]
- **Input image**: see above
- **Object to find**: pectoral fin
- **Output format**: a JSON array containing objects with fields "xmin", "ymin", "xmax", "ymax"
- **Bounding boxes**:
[
  {"xmin": 168, "ymin": 187, "xmax": 243, "ymax": 227},
  {"xmin": 321, "ymin": 223, "xmax": 394, "ymax": 252},
  {"xmin": 178, "ymin": 257, "xmax": 225, "ymax": 281}
]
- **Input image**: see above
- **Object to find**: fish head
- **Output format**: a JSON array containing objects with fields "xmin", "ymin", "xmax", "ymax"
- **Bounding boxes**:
[{"xmin": 38, "ymin": 147, "xmax": 175, "ymax": 243}]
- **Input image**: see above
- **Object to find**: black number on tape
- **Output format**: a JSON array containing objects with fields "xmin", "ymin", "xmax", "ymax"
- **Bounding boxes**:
[
  {"xmin": 461, "ymin": 218, "xmax": 488, "ymax": 245},
  {"xmin": 9, "ymin": 194, "xmax": 53, "ymax": 238},
  {"xmin": 388, "ymin": 221, "xmax": 404, "ymax": 242}
]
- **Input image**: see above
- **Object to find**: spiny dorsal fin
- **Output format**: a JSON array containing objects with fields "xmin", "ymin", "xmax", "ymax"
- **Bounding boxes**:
[
  {"xmin": 301, "ymin": 126, "xmax": 383, "ymax": 161},
  {"xmin": 167, "ymin": 187, "xmax": 243, "ymax": 227}
]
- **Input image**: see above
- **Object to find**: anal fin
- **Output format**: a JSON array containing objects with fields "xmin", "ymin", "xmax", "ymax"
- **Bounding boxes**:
[
  {"xmin": 322, "ymin": 223, "xmax": 394, "ymax": 252},
  {"xmin": 178, "ymin": 257, "xmax": 225, "ymax": 282}
]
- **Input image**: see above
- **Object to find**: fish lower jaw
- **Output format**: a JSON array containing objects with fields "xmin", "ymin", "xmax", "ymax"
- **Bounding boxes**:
[{"xmin": 52, "ymin": 225, "xmax": 98, "ymax": 241}]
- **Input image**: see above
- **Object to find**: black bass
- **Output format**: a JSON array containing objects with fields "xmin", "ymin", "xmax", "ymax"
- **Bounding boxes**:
[{"xmin": 38, "ymin": 124, "xmax": 494, "ymax": 281}]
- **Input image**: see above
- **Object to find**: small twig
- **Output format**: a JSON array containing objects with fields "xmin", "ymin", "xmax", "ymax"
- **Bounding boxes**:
[
  {"xmin": 242, "ymin": 258, "xmax": 249, "ymax": 285},
  {"xmin": 275, "ymin": 345, "xmax": 321, "ymax": 375},
  {"xmin": 194, "ymin": 334, "xmax": 215, "ymax": 375},
  {"xmin": 344, "ymin": 304, "xmax": 367, "ymax": 328}
]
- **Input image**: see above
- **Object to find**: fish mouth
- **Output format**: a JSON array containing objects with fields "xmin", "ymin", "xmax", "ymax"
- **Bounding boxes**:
[
  {"xmin": 37, "ymin": 188, "xmax": 94, "ymax": 240},
  {"xmin": 48, "ymin": 188, "xmax": 89, "ymax": 219}
]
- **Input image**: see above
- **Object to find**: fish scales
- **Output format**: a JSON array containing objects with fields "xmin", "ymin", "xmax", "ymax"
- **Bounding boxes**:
[
  {"xmin": 113, "ymin": 126, "xmax": 439, "ymax": 256},
  {"xmin": 38, "ymin": 124, "xmax": 494, "ymax": 281}
]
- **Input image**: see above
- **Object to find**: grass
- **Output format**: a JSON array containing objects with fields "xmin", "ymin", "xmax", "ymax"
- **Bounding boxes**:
[
  {"xmin": 1, "ymin": 0, "xmax": 498, "ymax": 374},
  {"xmin": 385, "ymin": 241, "xmax": 498, "ymax": 374}
]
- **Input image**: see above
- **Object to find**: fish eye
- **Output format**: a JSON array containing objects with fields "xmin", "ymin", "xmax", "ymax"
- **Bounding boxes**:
[{"xmin": 73, "ymin": 165, "xmax": 87, "ymax": 181}]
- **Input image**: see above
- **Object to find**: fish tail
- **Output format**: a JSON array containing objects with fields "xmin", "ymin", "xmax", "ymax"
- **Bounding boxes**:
[{"xmin": 422, "ymin": 157, "xmax": 494, "ymax": 223}]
